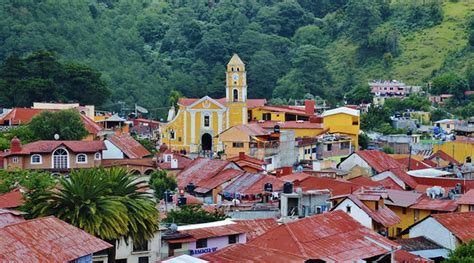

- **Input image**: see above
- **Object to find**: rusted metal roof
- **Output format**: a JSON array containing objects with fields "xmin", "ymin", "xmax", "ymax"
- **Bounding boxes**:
[
  {"xmin": 389, "ymin": 168, "xmax": 418, "ymax": 189},
  {"xmin": 280, "ymin": 172, "xmax": 311, "ymax": 182},
  {"xmin": 384, "ymin": 190, "xmax": 422, "ymax": 208},
  {"xmin": 200, "ymin": 243, "xmax": 307, "ymax": 262},
  {"xmin": 343, "ymin": 194, "xmax": 401, "ymax": 227},
  {"xmin": 396, "ymin": 236, "xmax": 444, "ymax": 251},
  {"xmin": 410, "ymin": 196, "xmax": 458, "ymax": 212},
  {"xmin": 0, "ymin": 209, "xmax": 26, "ymax": 227},
  {"xmin": 0, "ymin": 216, "xmax": 112, "ymax": 262},
  {"xmin": 428, "ymin": 150, "xmax": 460, "ymax": 166},
  {"xmin": 248, "ymin": 210, "xmax": 400, "ymax": 261},
  {"xmin": 456, "ymin": 189, "xmax": 474, "ymax": 205},
  {"xmin": 394, "ymin": 250, "xmax": 433, "ymax": 263},
  {"xmin": 298, "ymin": 176, "xmax": 359, "ymax": 196},
  {"xmin": 193, "ymin": 168, "xmax": 244, "ymax": 194},
  {"xmin": 396, "ymin": 157, "xmax": 432, "ymax": 170},
  {"xmin": 176, "ymin": 223, "xmax": 249, "ymax": 241},
  {"xmin": 432, "ymin": 212, "xmax": 474, "ymax": 243},
  {"xmin": 222, "ymin": 173, "xmax": 284, "ymax": 195},
  {"xmin": 349, "ymin": 176, "xmax": 382, "ymax": 187},
  {"xmin": 233, "ymin": 218, "xmax": 278, "ymax": 240},
  {"xmin": 357, "ymin": 150, "xmax": 403, "ymax": 173},
  {"xmin": 0, "ymin": 188, "xmax": 25, "ymax": 209},
  {"xmin": 108, "ymin": 134, "xmax": 151, "ymax": 158},
  {"xmin": 412, "ymin": 176, "xmax": 474, "ymax": 192},
  {"xmin": 227, "ymin": 153, "xmax": 266, "ymax": 166},
  {"xmin": 378, "ymin": 177, "xmax": 405, "ymax": 190}
]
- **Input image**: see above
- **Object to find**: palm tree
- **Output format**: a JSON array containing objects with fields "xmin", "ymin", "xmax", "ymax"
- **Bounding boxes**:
[{"xmin": 31, "ymin": 168, "xmax": 159, "ymax": 263}]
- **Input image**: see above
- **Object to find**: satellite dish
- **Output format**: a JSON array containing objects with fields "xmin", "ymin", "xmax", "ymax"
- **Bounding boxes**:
[{"xmin": 54, "ymin": 134, "xmax": 60, "ymax": 140}]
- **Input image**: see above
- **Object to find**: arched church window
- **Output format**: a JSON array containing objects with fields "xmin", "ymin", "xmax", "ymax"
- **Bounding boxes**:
[
  {"xmin": 231, "ymin": 67, "xmax": 234, "ymax": 71},
  {"xmin": 237, "ymin": 67, "xmax": 240, "ymax": 71},
  {"xmin": 170, "ymin": 130, "xmax": 175, "ymax": 140},
  {"xmin": 233, "ymin": 89, "xmax": 239, "ymax": 102}
]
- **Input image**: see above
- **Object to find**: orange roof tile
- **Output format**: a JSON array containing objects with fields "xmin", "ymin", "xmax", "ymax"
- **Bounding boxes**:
[
  {"xmin": 432, "ymin": 212, "xmax": 474, "ymax": 243},
  {"xmin": 0, "ymin": 189, "xmax": 25, "ymax": 209},
  {"xmin": 108, "ymin": 134, "xmax": 151, "ymax": 158},
  {"xmin": 0, "ymin": 216, "xmax": 112, "ymax": 262},
  {"xmin": 248, "ymin": 210, "xmax": 400, "ymax": 261}
]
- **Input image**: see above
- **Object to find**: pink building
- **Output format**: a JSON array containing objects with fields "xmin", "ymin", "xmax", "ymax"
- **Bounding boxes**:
[{"xmin": 369, "ymin": 80, "xmax": 408, "ymax": 97}]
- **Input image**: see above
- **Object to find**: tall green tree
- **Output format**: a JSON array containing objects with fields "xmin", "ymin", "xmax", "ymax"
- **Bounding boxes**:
[
  {"xmin": 28, "ymin": 109, "xmax": 89, "ymax": 140},
  {"xmin": 444, "ymin": 240, "xmax": 474, "ymax": 263},
  {"xmin": 149, "ymin": 170, "xmax": 177, "ymax": 200},
  {"xmin": 30, "ymin": 168, "xmax": 159, "ymax": 263},
  {"xmin": 164, "ymin": 204, "xmax": 226, "ymax": 225}
]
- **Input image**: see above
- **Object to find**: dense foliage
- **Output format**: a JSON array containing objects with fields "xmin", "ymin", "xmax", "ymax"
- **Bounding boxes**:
[
  {"xmin": 0, "ymin": 0, "xmax": 471, "ymax": 118},
  {"xmin": 0, "ymin": 51, "xmax": 110, "ymax": 107},
  {"xmin": 164, "ymin": 204, "xmax": 227, "ymax": 225},
  {"xmin": 444, "ymin": 239, "xmax": 474, "ymax": 263},
  {"xmin": 29, "ymin": 109, "xmax": 89, "ymax": 140},
  {"xmin": 149, "ymin": 170, "xmax": 177, "ymax": 200},
  {"xmin": 0, "ymin": 125, "xmax": 37, "ymax": 150}
]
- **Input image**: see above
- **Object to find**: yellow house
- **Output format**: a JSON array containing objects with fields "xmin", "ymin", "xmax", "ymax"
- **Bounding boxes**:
[
  {"xmin": 433, "ymin": 140, "xmax": 474, "ymax": 164},
  {"xmin": 218, "ymin": 123, "xmax": 271, "ymax": 158},
  {"xmin": 322, "ymin": 107, "xmax": 360, "ymax": 150},
  {"xmin": 162, "ymin": 54, "xmax": 265, "ymax": 152}
]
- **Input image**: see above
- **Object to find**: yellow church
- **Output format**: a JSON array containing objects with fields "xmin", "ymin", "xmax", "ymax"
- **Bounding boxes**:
[{"xmin": 162, "ymin": 54, "xmax": 360, "ymax": 153}]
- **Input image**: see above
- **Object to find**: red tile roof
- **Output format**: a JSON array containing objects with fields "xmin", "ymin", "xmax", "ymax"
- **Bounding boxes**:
[
  {"xmin": 456, "ymin": 189, "xmax": 474, "ymax": 205},
  {"xmin": 193, "ymin": 168, "xmax": 244, "ymax": 194},
  {"xmin": 356, "ymin": 150, "xmax": 403, "ymax": 173},
  {"xmin": 0, "ymin": 216, "xmax": 112, "ymax": 262},
  {"xmin": 177, "ymin": 158, "xmax": 237, "ymax": 190},
  {"xmin": 200, "ymin": 243, "xmax": 307, "ymax": 263},
  {"xmin": 108, "ymin": 134, "xmax": 151, "ymax": 158},
  {"xmin": 389, "ymin": 168, "xmax": 418, "ymax": 189},
  {"xmin": 343, "ymin": 194, "xmax": 401, "ymax": 227},
  {"xmin": 0, "ymin": 108, "xmax": 102, "ymax": 135},
  {"xmin": 410, "ymin": 196, "xmax": 458, "ymax": 212},
  {"xmin": 233, "ymin": 218, "xmax": 278, "ymax": 240},
  {"xmin": 396, "ymin": 157, "xmax": 431, "ymax": 170},
  {"xmin": 428, "ymin": 150, "xmax": 460, "ymax": 166},
  {"xmin": 248, "ymin": 210, "xmax": 399, "ymax": 261},
  {"xmin": 178, "ymin": 98, "xmax": 266, "ymax": 108},
  {"xmin": 101, "ymin": 158, "xmax": 155, "ymax": 168},
  {"xmin": 227, "ymin": 153, "xmax": 266, "ymax": 166},
  {"xmin": 432, "ymin": 212, "xmax": 474, "ymax": 243},
  {"xmin": 0, "ymin": 209, "xmax": 26, "ymax": 228},
  {"xmin": 0, "ymin": 189, "xmax": 25, "ymax": 209},
  {"xmin": 3, "ymin": 140, "xmax": 106, "ymax": 156},
  {"xmin": 254, "ymin": 120, "xmax": 323, "ymax": 129},
  {"xmin": 279, "ymin": 172, "xmax": 311, "ymax": 183}
]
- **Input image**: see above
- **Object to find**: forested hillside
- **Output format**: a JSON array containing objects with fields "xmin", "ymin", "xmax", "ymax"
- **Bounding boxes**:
[{"xmin": 0, "ymin": 0, "xmax": 472, "ymax": 118}]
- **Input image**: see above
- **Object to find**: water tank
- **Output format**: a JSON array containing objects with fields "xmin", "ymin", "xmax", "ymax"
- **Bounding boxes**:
[
  {"xmin": 264, "ymin": 183, "xmax": 273, "ymax": 192},
  {"xmin": 186, "ymin": 183, "xmax": 195, "ymax": 193},
  {"xmin": 283, "ymin": 182, "xmax": 293, "ymax": 194},
  {"xmin": 455, "ymin": 183, "xmax": 462, "ymax": 194},
  {"xmin": 164, "ymin": 190, "xmax": 173, "ymax": 203},
  {"xmin": 178, "ymin": 196, "xmax": 187, "ymax": 206}
]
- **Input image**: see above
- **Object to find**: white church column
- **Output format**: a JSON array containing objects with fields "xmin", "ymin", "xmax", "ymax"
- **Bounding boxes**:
[
  {"xmin": 190, "ymin": 111, "xmax": 196, "ymax": 144},
  {"xmin": 218, "ymin": 111, "xmax": 223, "ymax": 134}
]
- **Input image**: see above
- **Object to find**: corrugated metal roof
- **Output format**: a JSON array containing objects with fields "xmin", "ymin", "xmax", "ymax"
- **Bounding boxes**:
[
  {"xmin": 177, "ymin": 223, "xmax": 249, "ymax": 240},
  {"xmin": 394, "ymin": 250, "xmax": 433, "ymax": 263},
  {"xmin": 108, "ymin": 134, "xmax": 151, "ymax": 158},
  {"xmin": 410, "ymin": 196, "xmax": 457, "ymax": 212},
  {"xmin": 389, "ymin": 168, "xmax": 418, "ymax": 189},
  {"xmin": 0, "ymin": 188, "xmax": 25, "ymax": 209},
  {"xmin": 433, "ymin": 212, "xmax": 474, "ymax": 243},
  {"xmin": 396, "ymin": 236, "xmax": 444, "ymax": 251},
  {"xmin": 456, "ymin": 189, "xmax": 474, "ymax": 205},
  {"xmin": 378, "ymin": 177, "xmax": 405, "ymax": 190},
  {"xmin": 227, "ymin": 153, "xmax": 266, "ymax": 166},
  {"xmin": 412, "ymin": 176, "xmax": 474, "ymax": 192},
  {"xmin": 396, "ymin": 157, "xmax": 431, "ymax": 170},
  {"xmin": 222, "ymin": 173, "xmax": 284, "ymax": 195},
  {"xmin": 0, "ymin": 209, "xmax": 26, "ymax": 227},
  {"xmin": 427, "ymin": 150, "xmax": 460, "ymax": 165},
  {"xmin": 357, "ymin": 150, "xmax": 403, "ymax": 173},
  {"xmin": 248, "ymin": 210, "xmax": 399, "ymax": 261},
  {"xmin": 349, "ymin": 176, "xmax": 383, "ymax": 187},
  {"xmin": 0, "ymin": 216, "xmax": 112, "ymax": 262},
  {"xmin": 200, "ymin": 243, "xmax": 307, "ymax": 262},
  {"xmin": 384, "ymin": 190, "xmax": 422, "ymax": 208},
  {"xmin": 345, "ymin": 194, "xmax": 401, "ymax": 227},
  {"xmin": 298, "ymin": 177, "xmax": 359, "ymax": 196},
  {"xmin": 193, "ymin": 168, "xmax": 244, "ymax": 194},
  {"xmin": 233, "ymin": 218, "xmax": 278, "ymax": 240},
  {"xmin": 177, "ymin": 158, "xmax": 233, "ymax": 189}
]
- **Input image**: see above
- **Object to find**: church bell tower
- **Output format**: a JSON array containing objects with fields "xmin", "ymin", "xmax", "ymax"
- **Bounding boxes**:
[{"xmin": 226, "ymin": 54, "xmax": 248, "ymax": 127}]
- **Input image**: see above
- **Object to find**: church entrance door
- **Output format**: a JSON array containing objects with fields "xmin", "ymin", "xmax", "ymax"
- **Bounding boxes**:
[{"xmin": 201, "ymin": 133, "xmax": 213, "ymax": 151}]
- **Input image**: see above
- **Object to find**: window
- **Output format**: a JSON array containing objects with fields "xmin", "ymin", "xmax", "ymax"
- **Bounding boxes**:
[
  {"xmin": 133, "ymin": 241, "xmax": 148, "ymax": 252},
  {"xmin": 414, "ymin": 209, "xmax": 420, "ymax": 222},
  {"xmin": 169, "ymin": 130, "xmax": 175, "ymax": 140},
  {"xmin": 327, "ymin": 144, "xmax": 332, "ymax": 151},
  {"xmin": 396, "ymin": 227, "xmax": 402, "ymax": 236},
  {"xmin": 94, "ymin": 152, "xmax": 101, "ymax": 160},
  {"xmin": 470, "ymin": 205, "xmax": 474, "ymax": 211},
  {"xmin": 312, "ymin": 147, "xmax": 317, "ymax": 153},
  {"xmin": 170, "ymin": 243, "xmax": 182, "ymax": 250},
  {"xmin": 346, "ymin": 205, "xmax": 351, "ymax": 213},
  {"xmin": 447, "ymin": 124, "xmax": 450, "ymax": 128},
  {"xmin": 233, "ymin": 89, "xmax": 239, "ymax": 102},
  {"xmin": 232, "ymin": 142, "xmax": 244, "ymax": 148},
  {"xmin": 196, "ymin": 238, "xmax": 207, "ymax": 249},
  {"xmin": 265, "ymin": 158, "xmax": 272, "ymax": 164},
  {"xmin": 262, "ymin": 113, "xmax": 271, "ymax": 121},
  {"xmin": 12, "ymin": 157, "xmax": 18, "ymax": 163},
  {"xmin": 375, "ymin": 201, "xmax": 379, "ymax": 211},
  {"xmin": 115, "ymin": 260, "xmax": 127, "ymax": 263},
  {"xmin": 31, "ymin": 154, "xmax": 42, "ymax": 164},
  {"xmin": 402, "ymin": 207, "xmax": 407, "ymax": 214},
  {"xmin": 53, "ymin": 148, "xmax": 68, "ymax": 169},
  {"xmin": 341, "ymin": 142, "xmax": 350, "ymax": 150},
  {"xmin": 166, "ymin": 155, "xmax": 172, "ymax": 162},
  {"xmin": 204, "ymin": 115, "xmax": 210, "ymax": 127},
  {"xmin": 76, "ymin": 154, "xmax": 87, "ymax": 164},
  {"xmin": 138, "ymin": 257, "xmax": 149, "ymax": 263},
  {"xmin": 228, "ymin": 234, "xmax": 238, "ymax": 244}
]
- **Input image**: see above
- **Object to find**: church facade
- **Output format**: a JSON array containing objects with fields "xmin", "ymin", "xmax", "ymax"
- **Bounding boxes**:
[{"xmin": 162, "ymin": 54, "xmax": 265, "ymax": 153}]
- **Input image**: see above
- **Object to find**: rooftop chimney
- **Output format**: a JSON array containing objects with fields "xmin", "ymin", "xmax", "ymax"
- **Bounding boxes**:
[
  {"xmin": 305, "ymin": 100, "xmax": 315, "ymax": 116},
  {"xmin": 10, "ymin": 137, "xmax": 21, "ymax": 153},
  {"xmin": 239, "ymin": 152, "xmax": 245, "ymax": 160}
]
